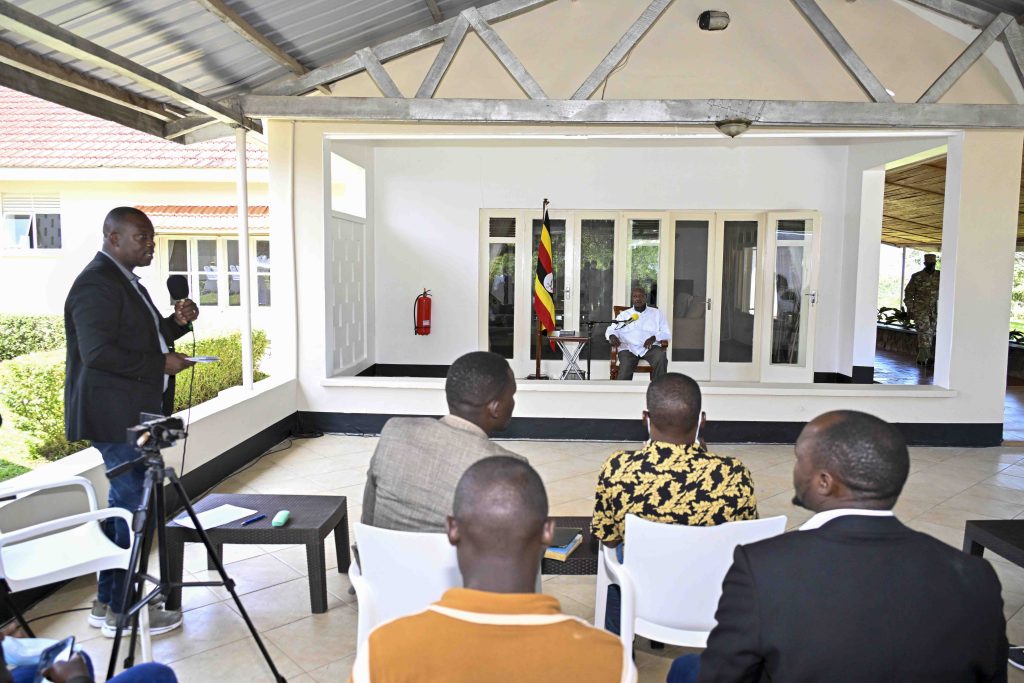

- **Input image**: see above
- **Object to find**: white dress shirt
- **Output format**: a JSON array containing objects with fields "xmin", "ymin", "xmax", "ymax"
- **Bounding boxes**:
[
  {"xmin": 606, "ymin": 305, "xmax": 671, "ymax": 358},
  {"xmin": 798, "ymin": 508, "xmax": 895, "ymax": 531}
]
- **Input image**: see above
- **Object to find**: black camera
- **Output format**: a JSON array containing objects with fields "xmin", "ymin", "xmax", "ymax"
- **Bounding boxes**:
[{"xmin": 126, "ymin": 413, "xmax": 186, "ymax": 451}]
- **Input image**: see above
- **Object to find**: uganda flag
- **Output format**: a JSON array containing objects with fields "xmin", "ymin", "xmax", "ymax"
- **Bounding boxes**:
[{"xmin": 533, "ymin": 206, "xmax": 557, "ymax": 351}]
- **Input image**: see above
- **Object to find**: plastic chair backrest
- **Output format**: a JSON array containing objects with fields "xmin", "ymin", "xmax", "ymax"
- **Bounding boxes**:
[
  {"xmin": 354, "ymin": 523, "xmax": 461, "ymax": 624},
  {"xmin": 623, "ymin": 514, "xmax": 786, "ymax": 632}
]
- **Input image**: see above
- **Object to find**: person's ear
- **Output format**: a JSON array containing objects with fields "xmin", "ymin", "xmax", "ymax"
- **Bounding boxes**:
[
  {"xmin": 642, "ymin": 410, "xmax": 650, "ymax": 427},
  {"xmin": 540, "ymin": 517, "xmax": 556, "ymax": 546},
  {"xmin": 446, "ymin": 515, "xmax": 460, "ymax": 546},
  {"xmin": 817, "ymin": 469, "xmax": 835, "ymax": 497}
]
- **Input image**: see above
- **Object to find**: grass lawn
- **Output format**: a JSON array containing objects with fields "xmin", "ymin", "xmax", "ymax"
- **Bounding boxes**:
[{"xmin": 0, "ymin": 425, "xmax": 40, "ymax": 482}]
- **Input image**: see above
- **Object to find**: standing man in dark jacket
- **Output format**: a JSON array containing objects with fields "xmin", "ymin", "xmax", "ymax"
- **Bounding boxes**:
[{"xmin": 64, "ymin": 207, "xmax": 198, "ymax": 637}]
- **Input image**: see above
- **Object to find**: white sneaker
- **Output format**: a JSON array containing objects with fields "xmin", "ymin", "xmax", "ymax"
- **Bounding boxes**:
[
  {"xmin": 101, "ymin": 605, "xmax": 182, "ymax": 638},
  {"xmin": 88, "ymin": 600, "xmax": 108, "ymax": 628}
]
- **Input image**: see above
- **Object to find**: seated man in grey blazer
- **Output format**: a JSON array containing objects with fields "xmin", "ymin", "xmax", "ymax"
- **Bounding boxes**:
[{"xmin": 361, "ymin": 351, "xmax": 525, "ymax": 532}]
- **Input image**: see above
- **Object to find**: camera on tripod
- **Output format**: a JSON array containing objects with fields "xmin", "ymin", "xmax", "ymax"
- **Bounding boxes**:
[{"xmin": 126, "ymin": 413, "xmax": 186, "ymax": 453}]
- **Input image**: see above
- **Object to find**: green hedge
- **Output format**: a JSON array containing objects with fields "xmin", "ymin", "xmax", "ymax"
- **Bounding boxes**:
[
  {"xmin": 0, "ymin": 349, "xmax": 88, "ymax": 461},
  {"xmin": 0, "ymin": 314, "xmax": 65, "ymax": 362},
  {"xmin": 0, "ymin": 330, "xmax": 269, "ymax": 462},
  {"xmin": 173, "ymin": 330, "xmax": 269, "ymax": 412}
]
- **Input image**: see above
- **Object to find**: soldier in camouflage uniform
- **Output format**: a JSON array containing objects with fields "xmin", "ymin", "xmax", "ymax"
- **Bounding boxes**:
[{"xmin": 904, "ymin": 253, "xmax": 940, "ymax": 365}]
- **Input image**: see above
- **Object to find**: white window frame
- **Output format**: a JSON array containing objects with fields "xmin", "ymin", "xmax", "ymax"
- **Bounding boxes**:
[
  {"xmin": 156, "ymin": 235, "xmax": 271, "ymax": 309},
  {"xmin": 1, "ymin": 194, "xmax": 62, "ymax": 251}
]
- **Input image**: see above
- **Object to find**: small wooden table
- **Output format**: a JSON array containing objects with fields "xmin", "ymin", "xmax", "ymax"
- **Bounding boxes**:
[
  {"xmin": 543, "ymin": 515, "xmax": 599, "ymax": 575},
  {"xmin": 164, "ymin": 493, "xmax": 350, "ymax": 614},
  {"xmin": 963, "ymin": 519, "xmax": 1024, "ymax": 567}
]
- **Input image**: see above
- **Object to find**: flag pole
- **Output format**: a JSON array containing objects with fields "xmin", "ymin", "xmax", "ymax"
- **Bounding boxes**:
[{"xmin": 529, "ymin": 198, "xmax": 550, "ymax": 380}]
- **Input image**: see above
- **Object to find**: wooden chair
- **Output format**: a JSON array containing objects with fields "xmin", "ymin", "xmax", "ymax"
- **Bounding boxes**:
[{"xmin": 609, "ymin": 305, "xmax": 669, "ymax": 380}]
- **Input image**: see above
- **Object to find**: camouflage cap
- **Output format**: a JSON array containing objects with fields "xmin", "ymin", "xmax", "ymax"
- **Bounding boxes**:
[{"xmin": 924, "ymin": 253, "xmax": 937, "ymax": 262}]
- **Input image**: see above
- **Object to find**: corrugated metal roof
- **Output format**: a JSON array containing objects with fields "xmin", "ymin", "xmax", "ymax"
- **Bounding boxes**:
[
  {"xmin": 1, "ymin": 0, "xmax": 488, "ymax": 104},
  {"xmin": 138, "ymin": 204, "xmax": 271, "ymax": 232}
]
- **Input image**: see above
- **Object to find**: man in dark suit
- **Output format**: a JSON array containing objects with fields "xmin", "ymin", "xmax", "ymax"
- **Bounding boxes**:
[
  {"xmin": 64, "ymin": 207, "xmax": 198, "ymax": 637},
  {"xmin": 688, "ymin": 410, "xmax": 1007, "ymax": 683}
]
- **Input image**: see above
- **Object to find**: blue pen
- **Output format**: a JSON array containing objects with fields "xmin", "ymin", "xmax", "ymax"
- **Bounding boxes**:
[{"xmin": 241, "ymin": 513, "xmax": 266, "ymax": 526}]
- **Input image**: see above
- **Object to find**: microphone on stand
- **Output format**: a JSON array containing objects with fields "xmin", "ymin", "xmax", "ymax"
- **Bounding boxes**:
[
  {"xmin": 167, "ymin": 275, "xmax": 193, "ymax": 332},
  {"xmin": 617, "ymin": 313, "xmax": 640, "ymax": 328}
]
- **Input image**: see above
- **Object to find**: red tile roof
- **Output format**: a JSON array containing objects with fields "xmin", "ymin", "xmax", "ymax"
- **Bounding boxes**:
[
  {"xmin": 0, "ymin": 86, "xmax": 268, "ymax": 169},
  {"xmin": 136, "ymin": 205, "xmax": 270, "ymax": 232}
]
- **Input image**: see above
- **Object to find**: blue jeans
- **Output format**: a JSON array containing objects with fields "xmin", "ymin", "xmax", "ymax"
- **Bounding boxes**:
[
  {"xmin": 11, "ymin": 651, "xmax": 178, "ymax": 683},
  {"xmin": 667, "ymin": 655, "xmax": 701, "ymax": 683},
  {"xmin": 94, "ymin": 442, "xmax": 147, "ymax": 613},
  {"xmin": 604, "ymin": 544, "xmax": 625, "ymax": 634}
]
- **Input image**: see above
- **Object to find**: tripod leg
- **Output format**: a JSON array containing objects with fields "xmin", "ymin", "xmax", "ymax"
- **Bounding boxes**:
[
  {"xmin": 125, "ymin": 498, "xmax": 159, "ymax": 669},
  {"xmin": 165, "ymin": 470, "xmax": 286, "ymax": 683},
  {"xmin": 107, "ymin": 467, "xmax": 160, "ymax": 682},
  {"xmin": 0, "ymin": 581, "xmax": 34, "ymax": 637}
]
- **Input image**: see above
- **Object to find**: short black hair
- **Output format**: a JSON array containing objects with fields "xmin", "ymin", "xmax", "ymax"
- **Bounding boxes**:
[
  {"xmin": 445, "ymin": 351, "xmax": 512, "ymax": 407},
  {"xmin": 453, "ymin": 456, "xmax": 548, "ymax": 521},
  {"xmin": 812, "ymin": 410, "xmax": 909, "ymax": 505},
  {"xmin": 103, "ymin": 207, "xmax": 149, "ymax": 236},
  {"xmin": 647, "ymin": 372, "xmax": 702, "ymax": 430}
]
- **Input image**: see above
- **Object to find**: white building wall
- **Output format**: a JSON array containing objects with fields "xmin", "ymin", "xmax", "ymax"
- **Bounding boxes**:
[
  {"xmin": 370, "ymin": 141, "xmax": 850, "ymax": 369},
  {"xmin": 0, "ymin": 176, "xmax": 269, "ymax": 334}
]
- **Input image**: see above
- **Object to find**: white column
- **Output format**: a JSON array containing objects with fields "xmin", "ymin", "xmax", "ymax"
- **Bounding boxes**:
[
  {"xmin": 850, "ymin": 168, "xmax": 886, "ymax": 377},
  {"xmin": 934, "ymin": 130, "xmax": 1024, "ymax": 423},
  {"xmin": 236, "ymin": 127, "xmax": 254, "ymax": 390}
]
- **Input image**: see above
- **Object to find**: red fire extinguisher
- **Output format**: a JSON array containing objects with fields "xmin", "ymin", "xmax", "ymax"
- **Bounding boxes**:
[{"xmin": 414, "ymin": 289, "xmax": 432, "ymax": 335}]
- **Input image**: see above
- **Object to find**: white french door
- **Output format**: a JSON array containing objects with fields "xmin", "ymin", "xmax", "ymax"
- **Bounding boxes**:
[
  {"xmin": 759, "ymin": 212, "xmax": 820, "ymax": 383},
  {"xmin": 479, "ymin": 209, "xmax": 818, "ymax": 382}
]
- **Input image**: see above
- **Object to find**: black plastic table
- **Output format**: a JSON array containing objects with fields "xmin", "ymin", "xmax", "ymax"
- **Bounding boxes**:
[
  {"xmin": 164, "ymin": 493, "xmax": 350, "ymax": 614},
  {"xmin": 543, "ymin": 515, "xmax": 599, "ymax": 575},
  {"xmin": 963, "ymin": 519, "xmax": 1024, "ymax": 567}
]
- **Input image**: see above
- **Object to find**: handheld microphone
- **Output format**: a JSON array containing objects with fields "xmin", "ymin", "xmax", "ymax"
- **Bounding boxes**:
[{"xmin": 167, "ymin": 275, "xmax": 193, "ymax": 332}]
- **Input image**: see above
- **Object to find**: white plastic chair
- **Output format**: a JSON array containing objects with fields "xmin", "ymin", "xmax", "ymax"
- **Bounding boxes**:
[
  {"xmin": 351, "ymin": 523, "xmax": 461, "ymax": 652},
  {"xmin": 595, "ymin": 514, "xmax": 787, "ymax": 649},
  {"xmin": 0, "ymin": 477, "xmax": 136, "ymax": 636}
]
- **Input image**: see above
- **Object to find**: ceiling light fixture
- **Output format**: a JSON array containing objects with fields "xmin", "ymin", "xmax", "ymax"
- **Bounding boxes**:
[{"xmin": 715, "ymin": 119, "xmax": 751, "ymax": 138}]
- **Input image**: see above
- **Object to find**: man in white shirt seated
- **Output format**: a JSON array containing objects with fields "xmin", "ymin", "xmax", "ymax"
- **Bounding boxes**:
[{"xmin": 607, "ymin": 287, "xmax": 671, "ymax": 380}]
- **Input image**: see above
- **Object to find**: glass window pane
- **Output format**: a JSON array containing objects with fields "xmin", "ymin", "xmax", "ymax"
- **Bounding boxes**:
[
  {"xmin": 719, "ymin": 220, "xmax": 758, "ymax": 363},
  {"xmin": 35, "ymin": 214, "xmax": 61, "ymax": 249},
  {"xmin": 226, "ymin": 240, "xmax": 240, "ymax": 306},
  {"xmin": 256, "ymin": 240, "xmax": 270, "ymax": 273},
  {"xmin": 488, "ymin": 243, "xmax": 515, "ymax": 358},
  {"xmin": 771, "ymin": 219, "xmax": 812, "ymax": 366},
  {"xmin": 2, "ymin": 215, "xmax": 31, "ymax": 248},
  {"xmin": 258, "ymin": 275, "xmax": 271, "ymax": 307},
  {"xmin": 531, "ymin": 218, "xmax": 566, "ymax": 360},
  {"xmin": 629, "ymin": 219, "xmax": 660, "ymax": 307},
  {"xmin": 257, "ymin": 240, "xmax": 271, "ymax": 306},
  {"xmin": 672, "ymin": 220, "xmax": 709, "ymax": 362},
  {"xmin": 579, "ymin": 219, "xmax": 615, "ymax": 363},
  {"xmin": 167, "ymin": 239, "xmax": 188, "ymax": 272},
  {"xmin": 197, "ymin": 239, "xmax": 218, "ymax": 306}
]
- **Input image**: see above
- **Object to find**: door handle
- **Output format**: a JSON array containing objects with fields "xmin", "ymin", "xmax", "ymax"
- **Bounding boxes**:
[
  {"xmin": 804, "ymin": 291, "xmax": 817, "ymax": 305},
  {"xmin": 706, "ymin": 298, "xmax": 712, "ymax": 311}
]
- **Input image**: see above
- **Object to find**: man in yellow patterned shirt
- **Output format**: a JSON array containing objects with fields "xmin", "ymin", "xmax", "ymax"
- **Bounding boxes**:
[{"xmin": 591, "ymin": 373, "xmax": 758, "ymax": 634}]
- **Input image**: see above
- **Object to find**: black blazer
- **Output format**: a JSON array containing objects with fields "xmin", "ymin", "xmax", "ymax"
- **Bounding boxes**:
[
  {"xmin": 698, "ymin": 515, "xmax": 1007, "ymax": 683},
  {"xmin": 64, "ymin": 253, "xmax": 189, "ymax": 443}
]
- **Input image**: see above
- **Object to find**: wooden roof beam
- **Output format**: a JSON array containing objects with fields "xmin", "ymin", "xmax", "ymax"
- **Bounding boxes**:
[
  {"xmin": 0, "ymin": 39, "xmax": 183, "ymax": 121},
  {"xmin": 0, "ymin": 64, "xmax": 172, "ymax": 140},
  {"xmin": 191, "ymin": 0, "xmax": 331, "ymax": 95},
  {"xmin": 0, "ymin": 0, "xmax": 260, "ymax": 132}
]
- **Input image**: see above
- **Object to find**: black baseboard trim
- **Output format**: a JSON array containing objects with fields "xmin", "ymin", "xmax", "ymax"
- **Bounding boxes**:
[
  {"xmin": 297, "ymin": 411, "xmax": 1003, "ymax": 447},
  {"xmin": 169, "ymin": 414, "xmax": 297, "ymax": 512},
  {"xmin": 813, "ymin": 372, "xmax": 852, "ymax": 384},
  {"xmin": 852, "ymin": 366, "xmax": 875, "ymax": 384},
  {"xmin": 357, "ymin": 364, "xmax": 451, "ymax": 378}
]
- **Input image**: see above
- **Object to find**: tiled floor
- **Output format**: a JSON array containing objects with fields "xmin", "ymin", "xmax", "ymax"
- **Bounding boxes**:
[{"xmin": 25, "ymin": 436, "xmax": 1024, "ymax": 682}]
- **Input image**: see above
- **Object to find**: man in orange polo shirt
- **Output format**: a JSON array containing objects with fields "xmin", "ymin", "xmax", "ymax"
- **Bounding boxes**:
[{"xmin": 350, "ymin": 456, "xmax": 635, "ymax": 683}]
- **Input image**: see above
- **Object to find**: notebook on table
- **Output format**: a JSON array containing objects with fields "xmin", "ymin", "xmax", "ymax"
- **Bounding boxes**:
[{"xmin": 545, "ymin": 527, "xmax": 583, "ymax": 562}]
